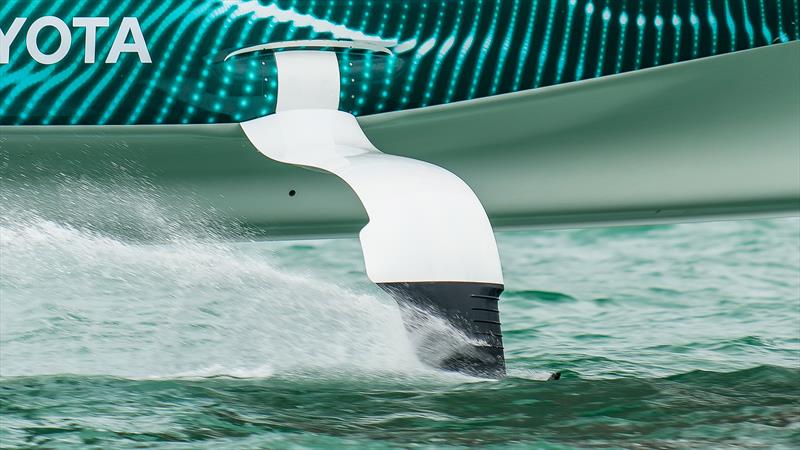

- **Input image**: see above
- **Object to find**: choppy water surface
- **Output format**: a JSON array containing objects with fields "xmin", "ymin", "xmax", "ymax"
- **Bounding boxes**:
[{"xmin": 1, "ymin": 184, "xmax": 799, "ymax": 448}]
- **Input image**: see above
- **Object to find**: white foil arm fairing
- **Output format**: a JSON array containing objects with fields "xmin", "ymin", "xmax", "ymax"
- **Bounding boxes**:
[
  {"xmin": 241, "ymin": 50, "xmax": 502, "ymax": 285},
  {"xmin": 241, "ymin": 47, "xmax": 507, "ymax": 377}
]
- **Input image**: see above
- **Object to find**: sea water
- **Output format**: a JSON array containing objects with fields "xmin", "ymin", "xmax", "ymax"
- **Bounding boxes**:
[{"xmin": 1, "ymin": 182, "xmax": 798, "ymax": 448}]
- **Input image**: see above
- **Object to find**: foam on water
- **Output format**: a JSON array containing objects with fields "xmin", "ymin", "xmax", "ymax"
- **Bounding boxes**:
[
  {"xmin": 2, "ymin": 179, "xmax": 799, "ymax": 448},
  {"xmin": 0, "ymin": 180, "xmax": 477, "ymax": 381}
]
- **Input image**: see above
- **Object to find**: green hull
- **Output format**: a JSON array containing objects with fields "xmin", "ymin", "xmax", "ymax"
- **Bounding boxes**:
[{"xmin": 3, "ymin": 43, "xmax": 798, "ymax": 238}]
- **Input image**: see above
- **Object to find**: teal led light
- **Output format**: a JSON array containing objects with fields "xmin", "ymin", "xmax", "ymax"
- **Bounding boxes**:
[
  {"xmin": 654, "ymin": 13, "xmax": 664, "ymax": 66},
  {"xmin": 690, "ymin": 1, "xmax": 700, "ymax": 58},
  {"xmin": 321, "ymin": 0, "xmax": 335, "ymax": 22},
  {"xmin": 793, "ymin": 0, "xmax": 800, "ymax": 40},
  {"xmin": 360, "ymin": 1, "xmax": 384, "ymax": 113},
  {"xmin": 574, "ymin": 1, "xmax": 595, "ymax": 80},
  {"xmin": 0, "ymin": 1, "xmax": 16, "ymax": 22},
  {"xmin": 206, "ymin": 4, "xmax": 260, "ymax": 123},
  {"xmin": 513, "ymin": 0, "xmax": 539, "ymax": 91},
  {"xmin": 614, "ymin": 10, "xmax": 629, "ymax": 74},
  {"xmin": 634, "ymin": 1, "xmax": 646, "ymax": 70},
  {"xmin": 758, "ymin": 0, "xmax": 773, "ymax": 43},
  {"xmin": 79, "ymin": 1, "xmax": 174, "ymax": 124},
  {"xmin": 207, "ymin": 2, "xmax": 254, "ymax": 123},
  {"xmin": 723, "ymin": 0, "xmax": 736, "ymax": 51},
  {"xmin": 14, "ymin": 0, "xmax": 113, "ymax": 124},
  {"xmin": 338, "ymin": 1, "xmax": 356, "ymax": 112},
  {"xmin": 127, "ymin": 2, "xmax": 218, "ymax": 124},
  {"xmin": 340, "ymin": 50, "xmax": 352, "ymax": 107},
  {"xmin": 0, "ymin": 0, "xmax": 51, "ymax": 76},
  {"xmin": 741, "ymin": 0, "xmax": 755, "ymax": 47},
  {"xmin": 594, "ymin": 5, "xmax": 611, "ymax": 78},
  {"xmin": 1, "ymin": 0, "xmax": 91, "ymax": 119},
  {"xmin": 366, "ymin": 2, "xmax": 395, "ymax": 111},
  {"xmin": 534, "ymin": 0, "xmax": 559, "ymax": 87},
  {"xmin": 372, "ymin": 3, "xmax": 391, "ymax": 111},
  {"xmin": 355, "ymin": 0, "xmax": 370, "ymax": 37},
  {"xmin": 742, "ymin": 0, "xmax": 756, "ymax": 48},
  {"xmin": 707, "ymin": 0, "xmax": 718, "ymax": 54},
  {"xmin": 154, "ymin": 4, "xmax": 232, "ymax": 124},
  {"xmin": 398, "ymin": 1, "xmax": 429, "ymax": 106},
  {"xmin": 672, "ymin": 6, "xmax": 682, "ymax": 63},
  {"xmin": 68, "ymin": 0, "xmax": 147, "ymax": 126},
  {"xmin": 490, "ymin": 0, "xmax": 519, "ymax": 94},
  {"xmin": 414, "ymin": 4, "xmax": 443, "ymax": 107},
  {"xmin": 446, "ymin": 0, "xmax": 481, "ymax": 103},
  {"xmin": 380, "ymin": 3, "xmax": 409, "ymax": 110},
  {"xmin": 262, "ymin": 62, "xmax": 278, "ymax": 116},
  {"xmin": 90, "ymin": 1, "xmax": 176, "ymax": 126},
  {"xmin": 425, "ymin": 1, "xmax": 460, "ymax": 107},
  {"xmin": 257, "ymin": 1, "xmax": 280, "ymax": 116},
  {"xmin": 2, "ymin": 0, "xmax": 796, "ymax": 126},
  {"xmin": 260, "ymin": 6, "xmax": 279, "ymax": 42},
  {"xmin": 285, "ymin": 0, "xmax": 300, "ymax": 41},
  {"xmin": 467, "ymin": 0, "xmax": 500, "ymax": 99},
  {"xmin": 553, "ymin": 0, "xmax": 577, "ymax": 84}
]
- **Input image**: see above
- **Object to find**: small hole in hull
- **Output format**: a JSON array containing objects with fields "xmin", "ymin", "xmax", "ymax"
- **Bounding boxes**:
[{"xmin": 288, "ymin": 189, "xmax": 296, "ymax": 197}]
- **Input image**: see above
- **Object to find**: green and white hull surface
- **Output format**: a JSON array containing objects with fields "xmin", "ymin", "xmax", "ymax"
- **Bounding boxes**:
[{"xmin": 3, "ymin": 42, "xmax": 798, "ymax": 238}]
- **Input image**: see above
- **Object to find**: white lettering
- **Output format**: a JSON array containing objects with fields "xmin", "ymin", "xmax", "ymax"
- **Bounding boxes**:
[
  {"xmin": 72, "ymin": 17, "xmax": 109, "ymax": 63},
  {"xmin": 0, "ymin": 18, "xmax": 27, "ymax": 64},
  {"xmin": 3, "ymin": 16, "xmax": 151, "ymax": 65},
  {"xmin": 106, "ymin": 17, "xmax": 151, "ymax": 64},
  {"xmin": 26, "ymin": 16, "xmax": 71, "ymax": 64}
]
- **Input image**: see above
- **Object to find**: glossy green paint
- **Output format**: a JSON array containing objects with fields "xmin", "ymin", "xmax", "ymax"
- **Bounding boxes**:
[{"xmin": 1, "ymin": 0, "xmax": 797, "ymax": 126}]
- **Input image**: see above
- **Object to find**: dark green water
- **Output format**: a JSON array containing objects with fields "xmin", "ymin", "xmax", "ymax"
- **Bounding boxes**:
[
  {"xmin": 2, "ymin": 366, "xmax": 799, "ymax": 449},
  {"xmin": 1, "ymin": 193, "xmax": 799, "ymax": 448}
]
